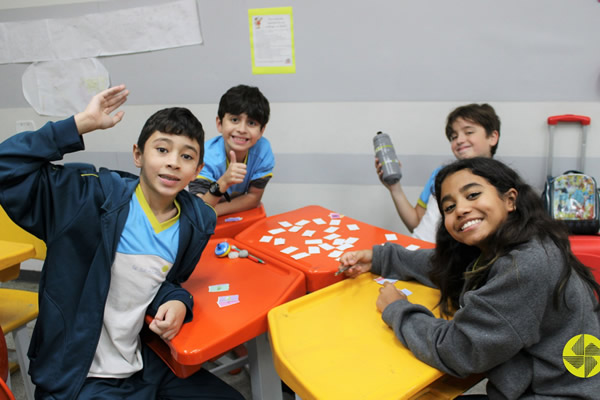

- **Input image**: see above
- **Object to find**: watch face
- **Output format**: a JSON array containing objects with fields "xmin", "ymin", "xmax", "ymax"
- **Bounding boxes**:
[{"xmin": 209, "ymin": 182, "xmax": 221, "ymax": 196}]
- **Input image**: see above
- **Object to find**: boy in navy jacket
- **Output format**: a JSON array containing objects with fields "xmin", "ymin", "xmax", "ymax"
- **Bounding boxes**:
[{"xmin": 0, "ymin": 86, "xmax": 244, "ymax": 399}]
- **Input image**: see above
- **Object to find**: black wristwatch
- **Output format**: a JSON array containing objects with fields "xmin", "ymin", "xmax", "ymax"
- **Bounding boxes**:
[{"xmin": 208, "ymin": 181, "xmax": 231, "ymax": 202}]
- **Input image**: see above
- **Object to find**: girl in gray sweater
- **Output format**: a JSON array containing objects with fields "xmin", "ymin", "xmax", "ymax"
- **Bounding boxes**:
[{"xmin": 340, "ymin": 157, "xmax": 600, "ymax": 399}]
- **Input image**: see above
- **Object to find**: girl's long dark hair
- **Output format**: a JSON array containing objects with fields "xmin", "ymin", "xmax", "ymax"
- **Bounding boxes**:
[{"xmin": 430, "ymin": 157, "xmax": 600, "ymax": 317}]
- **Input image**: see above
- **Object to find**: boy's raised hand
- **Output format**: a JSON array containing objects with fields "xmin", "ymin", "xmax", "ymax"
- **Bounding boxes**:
[
  {"xmin": 149, "ymin": 300, "xmax": 187, "ymax": 341},
  {"xmin": 375, "ymin": 157, "xmax": 402, "ymax": 188},
  {"xmin": 74, "ymin": 84, "xmax": 129, "ymax": 135},
  {"xmin": 221, "ymin": 150, "xmax": 247, "ymax": 188}
]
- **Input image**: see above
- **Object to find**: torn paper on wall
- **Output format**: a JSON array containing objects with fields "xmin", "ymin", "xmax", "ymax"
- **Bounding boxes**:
[
  {"xmin": 22, "ymin": 58, "xmax": 109, "ymax": 116},
  {"xmin": 0, "ymin": 0, "xmax": 202, "ymax": 64}
]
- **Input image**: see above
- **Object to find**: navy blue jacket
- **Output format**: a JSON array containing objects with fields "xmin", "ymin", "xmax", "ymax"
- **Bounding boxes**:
[{"xmin": 0, "ymin": 117, "xmax": 216, "ymax": 399}]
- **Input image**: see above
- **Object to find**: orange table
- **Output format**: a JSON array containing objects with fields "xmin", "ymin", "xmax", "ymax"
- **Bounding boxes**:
[
  {"xmin": 212, "ymin": 203, "xmax": 267, "ymax": 239},
  {"xmin": 235, "ymin": 205, "xmax": 435, "ymax": 292},
  {"xmin": 268, "ymin": 273, "xmax": 481, "ymax": 400},
  {"xmin": 144, "ymin": 238, "xmax": 305, "ymax": 399},
  {"xmin": 0, "ymin": 240, "xmax": 35, "ymax": 282}
]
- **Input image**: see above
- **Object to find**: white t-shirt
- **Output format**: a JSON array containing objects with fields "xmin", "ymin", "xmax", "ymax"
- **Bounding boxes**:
[
  {"xmin": 412, "ymin": 194, "xmax": 440, "ymax": 243},
  {"xmin": 88, "ymin": 185, "xmax": 180, "ymax": 378}
]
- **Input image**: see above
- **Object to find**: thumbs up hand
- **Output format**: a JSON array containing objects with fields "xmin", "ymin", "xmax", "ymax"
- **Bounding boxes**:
[{"xmin": 220, "ymin": 150, "xmax": 247, "ymax": 190}]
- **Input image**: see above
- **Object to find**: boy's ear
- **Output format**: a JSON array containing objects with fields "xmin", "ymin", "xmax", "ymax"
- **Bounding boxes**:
[
  {"xmin": 216, "ymin": 116, "xmax": 223, "ymax": 133},
  {"xmin": 195, "ymin": 162, "xmax": 205, "ymax": 177},
  {"xmin": 504, "ymin": 188, "xmax": 518, "ymax": 212},
  {"xmin": 132, "ymin": 144, "xmax": 143, "ymax": 168},
  {"xmin": 489, "ymin": 130, "xmax": 499, "ymax": 147}
]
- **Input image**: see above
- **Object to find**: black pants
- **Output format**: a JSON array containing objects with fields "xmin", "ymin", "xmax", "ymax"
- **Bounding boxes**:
[{"xmin": 75, "ymin": 344, "xmax": 244, "ymax": 399}]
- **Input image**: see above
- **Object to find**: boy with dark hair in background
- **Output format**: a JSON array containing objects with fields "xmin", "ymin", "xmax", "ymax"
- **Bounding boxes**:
[
  {"xmin": 376, "ymin": 103, "xmax": 501, "ymax": 242},
  {"xmin": 189, "ymin": 84, "xmax": 274, "ymax": 216}
]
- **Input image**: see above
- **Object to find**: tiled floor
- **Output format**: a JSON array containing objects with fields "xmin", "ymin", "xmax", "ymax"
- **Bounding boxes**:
[{"xmin": 3, "ymin": 276, "xmax": 486, "ymax": 400}]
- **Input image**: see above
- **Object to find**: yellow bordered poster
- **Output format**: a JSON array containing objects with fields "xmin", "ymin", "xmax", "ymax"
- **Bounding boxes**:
[{"xmin": 248, "ymin": 7, "xmax": 296, "ymax": 74}]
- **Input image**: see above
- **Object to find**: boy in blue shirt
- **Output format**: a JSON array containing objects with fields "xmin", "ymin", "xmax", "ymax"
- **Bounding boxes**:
[
  {"xmin": 0, "ymin": 86, "xmax": 244, "ymax": 400},
  {"xmin": 189, "ymin": 84, "xmax": 274, "ymax": 216},
  {"xmin": 375, "ymin": 103, "xmax": 501, "ymax": 243}
]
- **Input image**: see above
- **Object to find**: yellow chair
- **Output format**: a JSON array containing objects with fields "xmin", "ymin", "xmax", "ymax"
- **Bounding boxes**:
[
  {"xmin": 0, "ymin": 206, "xmax": 44, "ymax": 400},
  {"xmin": 0, "ymin": 207, "xmax": 46, "ymax": 261}
]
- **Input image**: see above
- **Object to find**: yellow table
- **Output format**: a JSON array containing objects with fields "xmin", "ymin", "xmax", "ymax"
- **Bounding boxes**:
[
  {"xmin": 0, "ymin": 240, "xmax": 35, "ymax": 282},
  {"xmin": 268, "ymin": 273, "xmax": 481, "ymax": 400}
]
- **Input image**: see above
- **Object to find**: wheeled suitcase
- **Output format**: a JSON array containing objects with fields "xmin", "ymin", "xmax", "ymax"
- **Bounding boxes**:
[{"xmin": 542, "ymin": 114, "xmax": 599, "ymax": 235}]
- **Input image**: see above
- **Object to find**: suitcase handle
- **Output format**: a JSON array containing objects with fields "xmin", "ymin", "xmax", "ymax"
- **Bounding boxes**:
[
  {"xmin": 546, "ymin": 115, "xmax": 591, "ymax": 178},
  {"xmin": 548, "ymin": 114, "xmax": 591, "ymax": 126}
]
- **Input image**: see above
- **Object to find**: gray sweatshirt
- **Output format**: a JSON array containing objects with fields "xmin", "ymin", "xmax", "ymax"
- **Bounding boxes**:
[{"xmin": 371, "ymin": 239, "xmax": 600, "ymax": 399}]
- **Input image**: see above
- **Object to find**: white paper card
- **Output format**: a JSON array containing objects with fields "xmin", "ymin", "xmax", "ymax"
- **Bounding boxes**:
[
  {"xmin": 308, "ymin": 246, "xmax": 320, "ymax": 254},
  {"xmin": 302, "ymin": 230, "xmax": 316, "ymax": 237},
  {"xmin": 259, "ymin": 235, "xmax": 273, "ymax": 243},
  {"xmin": 289, "ymin": 226, "xmax": 302, "ymax": 232},
  {"xmin": 328, "ymin": 250, "xmax": 343, "ymax": 258},
  {"xmin": 269, "ymin": 228, "xmax": 286, "ymax": 235},
  {"xmin": 281, "ymin": 246, "xmax": 298, "ymax": 254},
  {"xmin": 385, "ymin": 233, "xmax": 398, "ymax": 241},
  {"xmin": 347, "ymin": 224, "xmax": 360, "ymax": 231},
  {"xmin": 324, "ymin": 227, "xmax": 339, "ymax": 233},
  {"xmin": 274, "ymin": 238, "xmax": 286, "ymax": 246},
  {"xmin": 405, "ymin": 244, "xmax": 420, "ymax": 251},
  {"xmin": 319, "ymin": 243, "xmax": 334, "ymax": 251},
  {"xmin": 313, "ymin": 218, "xmax": 326, "ymax": 225},
  {"xmin": 305, "ymin": 239, "xmax": 323, "ymax": 245},
  {"xmin": 291, "ymin": 252, "xmax": 310, "ymax": 260}
]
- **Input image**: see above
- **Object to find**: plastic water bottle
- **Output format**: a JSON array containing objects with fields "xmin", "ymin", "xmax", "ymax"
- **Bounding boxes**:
[{"xmin": 373, "ymin": 131, "xmax": 402, "ymax": 185}]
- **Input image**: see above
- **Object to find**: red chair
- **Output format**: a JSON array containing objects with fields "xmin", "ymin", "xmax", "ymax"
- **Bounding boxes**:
[
  {"xmin": 569, "ymin": 235, "xmax": 600, "ymax": 283},
  {"xmin": 574, "ymin": 253, "xmax": 600, "ymax": 284},
  {"xmin": 1, "ymin": 326, "xmax": 8, "ymax": 383},
  {"xmin": 1, "ymin": 326, "xmax": 16, "ymax": 400},
  {"xmin": 0, "ymin": 380, "xmax": 15, "ymax": 400}
]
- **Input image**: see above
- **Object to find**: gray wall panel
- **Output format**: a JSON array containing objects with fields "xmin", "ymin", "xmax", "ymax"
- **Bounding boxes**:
[{"xmin": 1, "ymin": 0, "xmax": 599, "ymax": 109}]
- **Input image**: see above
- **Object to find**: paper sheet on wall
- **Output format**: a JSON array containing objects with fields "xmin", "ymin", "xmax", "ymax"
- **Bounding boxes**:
[
  {"xmin": 22, "ymin": 58, "xmax": 109, "ymax": 116},
  {"xmin": 248, "ymin": 7, "xmax": 295, "ymax": 75},
  {"xmin": 0, "ymin": 0, "xmax": 202, "ymax": 64}
]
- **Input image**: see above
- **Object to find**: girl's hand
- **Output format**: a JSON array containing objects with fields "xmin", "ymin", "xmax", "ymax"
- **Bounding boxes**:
[
  {"xmin": 376, "ymin": 281, "xmax": 408, "ymax": 312},
  {"xmin": 149, "ymin": 300, "xmax": 187, "ymax": 341},
  {"xmin": 339, "ymin": 249, "xmax": 373, "ymax": 278}
]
